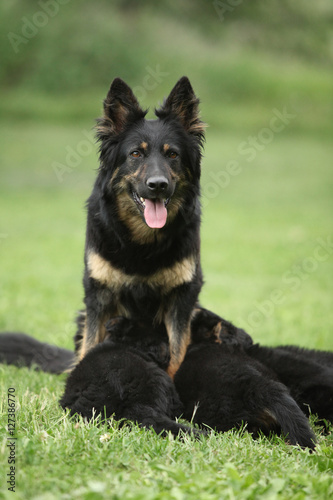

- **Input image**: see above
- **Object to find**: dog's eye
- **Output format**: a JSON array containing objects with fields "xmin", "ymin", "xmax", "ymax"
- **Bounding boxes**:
[
  {"xmin": 168, "ymin": 151, "xmax": 178, "ymax": 159},
  {"xmin": 130, "ymin": 151, "xmax": 141, "ymax": 158}
]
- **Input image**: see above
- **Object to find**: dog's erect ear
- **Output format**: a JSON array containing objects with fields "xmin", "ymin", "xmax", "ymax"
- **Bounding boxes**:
[
  {"xmin": 155, "ymin": 77, "xmax": 206, "ymax": 141},
  {"xmin": 97, "ymin": 78, "xmax": 146, "ymax": 137}
]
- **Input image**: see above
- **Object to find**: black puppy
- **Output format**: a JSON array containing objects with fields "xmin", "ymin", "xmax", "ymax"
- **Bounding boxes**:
[
  {"xmin": 60, "ymin": 318, "xmax": 203, "ymax": 438},
  {"xmin": 174, "ymin": 341, "xmax": 316, "ymax": 449},
  {"xmin": 195, "ymin": 310, "xmax": 332, "ymax": 426},
  {"xmin": 172, "ymin": 309, "xmax": 316, "ymax": 449},
  {"xmin": 247, "ymin": 344, "xmax": 333, "ymax": 423}
]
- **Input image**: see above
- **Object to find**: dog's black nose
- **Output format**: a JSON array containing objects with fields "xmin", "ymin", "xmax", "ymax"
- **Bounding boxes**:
[{"xmin": 146, "ymin": 176, "xmax": 169, "ymax": 193}]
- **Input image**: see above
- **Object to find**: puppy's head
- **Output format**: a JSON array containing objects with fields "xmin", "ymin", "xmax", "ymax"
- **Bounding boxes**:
[
  {"xmin": 105, "ymin": 317, "xmax": 170, "ymax": 369},
  {"xmin": 191, "ymin": 307, "xmax": 253, "ymax": 347},
  {"xmin": 190, "ymin": 307, "xmax": 223, "ymax": 344}
]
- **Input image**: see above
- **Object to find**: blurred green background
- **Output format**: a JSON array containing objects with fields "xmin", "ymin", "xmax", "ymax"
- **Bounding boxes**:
[{"xmin": 0, "ymin": 0, "xmax": 332, "ymax": 348}]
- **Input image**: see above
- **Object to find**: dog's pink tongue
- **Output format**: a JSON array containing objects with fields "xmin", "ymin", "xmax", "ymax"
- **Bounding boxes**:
[{"xmin": 144, "ymin": 199, "xmax": 167, "ymax": 228}]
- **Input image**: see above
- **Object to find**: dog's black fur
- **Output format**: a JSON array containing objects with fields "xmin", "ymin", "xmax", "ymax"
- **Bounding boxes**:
[
  {"xmin": 247, "ymin": 344, "xmax": 333, "ymax": 423},
  {"xmin": 60, "ymin": 317, "xmax": 203, "ymax": 438},
  {"xmin": 0, "ymin": 332, "xmax": 74, "ymax": 374},
  {"xmin": 76, "ymin": 76, "xmax": 206, "ymax": 378},
  {"xmin": 192, "ymin": 311, "xmax": 333, "ymax": 427},
  {"xmin": 276, "ymin": 345, "xmax": 333, "ymax": 368},
  {"xmin": 174, "ymin": 342, "xmax": 316, "ymax": 449}
]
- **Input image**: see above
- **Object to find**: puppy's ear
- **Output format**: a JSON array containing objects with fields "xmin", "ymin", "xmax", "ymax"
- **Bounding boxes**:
[
  {"xmin": 155, "ymin": 77, "xmax": 206, "ymax": 142},
  {"xmin": 96, "ymin": 78, "xmax": 147, "ymax": 138}
]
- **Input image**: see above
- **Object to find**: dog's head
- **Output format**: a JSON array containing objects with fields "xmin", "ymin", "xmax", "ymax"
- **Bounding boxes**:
[{"xmin": 95, "ymin": 77, "xmax": 205, "ymax": 239}]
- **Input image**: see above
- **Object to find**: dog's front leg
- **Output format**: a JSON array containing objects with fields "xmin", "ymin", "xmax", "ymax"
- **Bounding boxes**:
[
  {"xmin": 164, "ymin": 287, "xmax": 198, "ymax": 379},
  {"xmin": 78, "ymin": 307, "xmax": 107, "ymax": 361},
  {"xmin": 78, "ymin": 280, "xmax": 117, "ymax": 361},
  {"xmin": 165, "ymin": 318, "xmax": 192, "ymax": 380}
]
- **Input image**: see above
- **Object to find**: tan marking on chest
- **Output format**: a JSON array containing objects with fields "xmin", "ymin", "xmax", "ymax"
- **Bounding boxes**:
[{"xmin": 87, "ymin": 250, "xmax": 196, "ymax": 293}]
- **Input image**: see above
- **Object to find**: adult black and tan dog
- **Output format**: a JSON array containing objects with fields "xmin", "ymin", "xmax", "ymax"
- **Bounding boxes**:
[{"xmin": 75, "ymin": 76, "xmax": 205, "ymax": 377}]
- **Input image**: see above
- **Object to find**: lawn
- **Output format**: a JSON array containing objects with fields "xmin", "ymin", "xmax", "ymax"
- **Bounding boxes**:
[{"xmin": 0, "ymin": 101, "xmax": 333, "ymax": 498}]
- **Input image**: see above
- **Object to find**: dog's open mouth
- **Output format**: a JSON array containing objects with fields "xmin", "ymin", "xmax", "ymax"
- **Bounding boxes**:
[{"xmin": 132, "ymin": 192, "xmax": 170, "ymax": 229}]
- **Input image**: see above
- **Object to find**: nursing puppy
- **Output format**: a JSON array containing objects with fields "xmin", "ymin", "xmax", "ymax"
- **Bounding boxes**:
[
  {"xmin": 195, "ymin": 311, "xmax": 333, "ymax": 426},
  {"xmin": 60, "ymin": 317, "xmax": 203, "ymax": 438},
  {"xmin": 174, "ymin": 341, "xmax": 316, "ymax": 449},
  {"xmin": 181, "ymin": 308, "xmax": 315, "ymax": 448},
  {"xmin": 247, "ymin": 344, "xmax": 333, "ymax": 423}
]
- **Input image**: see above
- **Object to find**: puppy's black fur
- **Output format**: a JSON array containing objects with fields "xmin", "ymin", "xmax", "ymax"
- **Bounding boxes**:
[
  {"xmin": 247, "ymin": 344, "xmax": 333, "ymax": 423},
  {"xmin": 193, "ymin": 311, "xmax": 333, "ymax": 426},
  {"xmin": 174, "ymin": 341, "xmax": 316, "ymax": 449},
  {"xmin": 277, "ymin": 345, "xmax": 333, "ymax": 368},
  {"xmin": 60, "ymin": 317, "xmax": 203, "ymax": 438},
  {"xmin": 76, "ymin": 77, "xmax": 206, "ymax": 378}
]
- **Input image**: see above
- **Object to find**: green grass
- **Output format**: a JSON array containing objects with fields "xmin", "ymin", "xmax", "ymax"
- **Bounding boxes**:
[
  {"xmin": 0, "ymin": 94, "xmax": 333, "ymax": 498},
  {"xmin": 0, "ymin": 367, "xmax": 333, "ymax": 500}
]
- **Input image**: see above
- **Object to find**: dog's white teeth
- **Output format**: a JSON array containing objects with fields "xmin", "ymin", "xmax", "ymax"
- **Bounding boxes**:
[{"xmin": 140, "ymin": 197, "xmax": 145, "ymax": 206}]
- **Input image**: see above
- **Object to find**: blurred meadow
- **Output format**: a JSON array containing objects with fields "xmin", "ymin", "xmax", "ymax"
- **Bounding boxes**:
[{"xmin": 0, "ymin": 1, "xmax": 333, "ymax": 499}]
